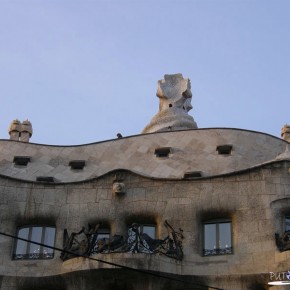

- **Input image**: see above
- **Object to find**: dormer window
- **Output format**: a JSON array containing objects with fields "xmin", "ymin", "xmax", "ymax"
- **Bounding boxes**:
[
  {"xmin": 216, "ymin": 145, "xmax": 233, "ymax": 155},
  {"xmin": 36, "ymin": 176, "xmax": 54, "ymax": 183},
  {"xmin": 183, "ymin": 171, "xmax": 202, "ymax": 179},
  {"xmin": 69, "ymin": 160, "xmax": 86, "ymax": 170},
  {"xmin": 13, "ymin": 156, "xmax": 31, "ymax": 166},
  {"xmin": 154, "ymin": 147, "xmax": 171, "ymax": 158}
]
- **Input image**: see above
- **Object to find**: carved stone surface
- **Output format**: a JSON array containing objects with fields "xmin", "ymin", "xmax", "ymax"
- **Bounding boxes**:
[
  {"xmin": 142, "ymin": 74, "xmax": 198, "ymax": 133},
  {"xmin": 0, "ymin": 129, "xmax": 286, "ymax": 182},
  {"xmin": 1, "ymin": 161, "xmax": 290, "ymax": 289},
  {"xmin": 112, "ymin": 182, "xmax": 125, "ymax": 194}
]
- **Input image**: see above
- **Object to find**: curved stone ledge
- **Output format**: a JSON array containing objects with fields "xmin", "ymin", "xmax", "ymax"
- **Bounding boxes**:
[{"xmin": 61, "ymin": 253, "xmax": 181, "ymax": 275}]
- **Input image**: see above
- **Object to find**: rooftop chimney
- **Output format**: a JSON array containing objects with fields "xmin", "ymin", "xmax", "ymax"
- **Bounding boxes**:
[
  {"xmin": 20, "ymin": 120, "xmax": 33, "ymax": 142},
  {"xmin": 8, "ymin": 119, "xmax": 21, "ymax": 141},
  {"xmin": 281, "ymin": 124, "xmax": 290, "ymax": 142},
  {"xmin": 142, "ymin": 74, "xmax": 198, "ymax": 134},
  {"xmin": 8, "ymin": 119, "xmax": 33, "ymax": 142}
]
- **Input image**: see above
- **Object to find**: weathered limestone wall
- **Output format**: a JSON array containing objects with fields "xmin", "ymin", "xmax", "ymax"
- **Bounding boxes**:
[{"xmin": 0, "ymin": 161, "xmax": 290, "ymax": 289}]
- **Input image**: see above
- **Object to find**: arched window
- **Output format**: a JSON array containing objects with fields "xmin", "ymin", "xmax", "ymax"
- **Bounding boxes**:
[
  {"xmin": 203, "ymin": 219, "xmax": 232, "ymax": 256},
  {"xmin": 13, "ymin": 226, "xmax": 56, "ymax": 260}
]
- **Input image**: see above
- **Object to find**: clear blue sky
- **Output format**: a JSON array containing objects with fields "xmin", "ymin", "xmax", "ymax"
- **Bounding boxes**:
[{"xmin": 0, "ymin": 0, "xmax": 289, "ymax": 145}]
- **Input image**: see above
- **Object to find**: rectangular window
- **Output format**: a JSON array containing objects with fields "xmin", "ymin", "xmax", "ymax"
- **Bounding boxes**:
[
  {"xmin": 203, "ymin": 220, "xmax": 232, "ymax": 256},
  {"xmin": 14, "ymin": 226, "xmax": 56, "ymax": 260},
  {"xmin": 13, "ymin": 156, "xmax": 31, "ymax": 166},
  {"xmin": 154, "ymin": 147, "xmax": 171, "ymax": 158},
  {"xmin": 142, "ymin": 225, "xmax": 156, "ymax": 239},
  {"xmin": 216, "ymin": 145, "xmax": 233, "ymax": 155},
  {"xmin": 69, "ymin": 160, "xmax": 86, "ymax": 170}
]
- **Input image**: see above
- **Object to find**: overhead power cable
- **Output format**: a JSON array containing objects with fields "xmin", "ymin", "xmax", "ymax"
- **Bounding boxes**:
[{"xmin": 0, "ymin": 231, "xmax": 224, "ymax": 290}]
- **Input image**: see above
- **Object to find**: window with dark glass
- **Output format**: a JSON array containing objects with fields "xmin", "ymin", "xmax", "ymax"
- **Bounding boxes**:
[
  {"xmin": 13, "ymin": 226, "xmax": 56, "ymax": 260},
  {"xmin": 154, "ymin": 147, "xmax": 171, "ymax": 158},
  {"xmin": 13, "ymin": 156, "xmax": 31, "ymax": 166},
  {"xmin": 203, "ymin": 220, "xmax": 232, "ymax": 256},
  {"xmin": 216, "ymin": 145, "xmax": 233, "ymax": 155}
]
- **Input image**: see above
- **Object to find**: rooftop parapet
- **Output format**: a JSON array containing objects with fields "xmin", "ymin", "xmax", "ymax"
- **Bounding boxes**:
[{"xmin": 142, "ymin": 73, "xmax": 198, "ymax": 134}]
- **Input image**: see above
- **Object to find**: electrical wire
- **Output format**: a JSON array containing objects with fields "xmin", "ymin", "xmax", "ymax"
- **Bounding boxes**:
[{"xmin": 0, "ymin": 231, "xmax": 224, "ymax": 290}]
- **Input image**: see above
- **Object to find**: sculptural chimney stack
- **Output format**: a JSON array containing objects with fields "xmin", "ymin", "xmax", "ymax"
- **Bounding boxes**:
[
  {"xmin": 142, "ymin": 73, "xmax": 197, "ymax": 134},
  {"xmin": 281, "ymin": 124, "xmax": 290, "ymax": 142},
  {"xmin": 8, "ymin": 119, "xmax": 21, "ymax": 141},
  {"xmin": 8, "ymin": 119, "xmax": 33, "ymax": 142},
  {"xmin": 20, "ymin": 120, "xmax": 33, "ymax": 142}
]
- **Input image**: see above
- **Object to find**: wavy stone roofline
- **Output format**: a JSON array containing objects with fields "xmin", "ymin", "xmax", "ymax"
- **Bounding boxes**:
[
  {"xmin": 0, "ymin": 127, "xmax": 287, "ymax": 147},
  {"xmin": 0, "ymin": 128, "xmax": 288, "ymax": 183}
]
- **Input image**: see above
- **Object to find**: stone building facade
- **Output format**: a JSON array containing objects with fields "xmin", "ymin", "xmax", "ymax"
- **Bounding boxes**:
[{"xmin": 0, "ymin": 74, "xmax": 290, "ymax": 290}]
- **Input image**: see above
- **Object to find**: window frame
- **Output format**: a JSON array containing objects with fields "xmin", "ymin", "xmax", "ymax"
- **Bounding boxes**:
[
  {"xmin": 203, "ymin": 219, "xmax": 233, "ymax": 256},
  {"xmin": 13, "ymin": 225, "xmax": 56, "ymax": 260}
]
